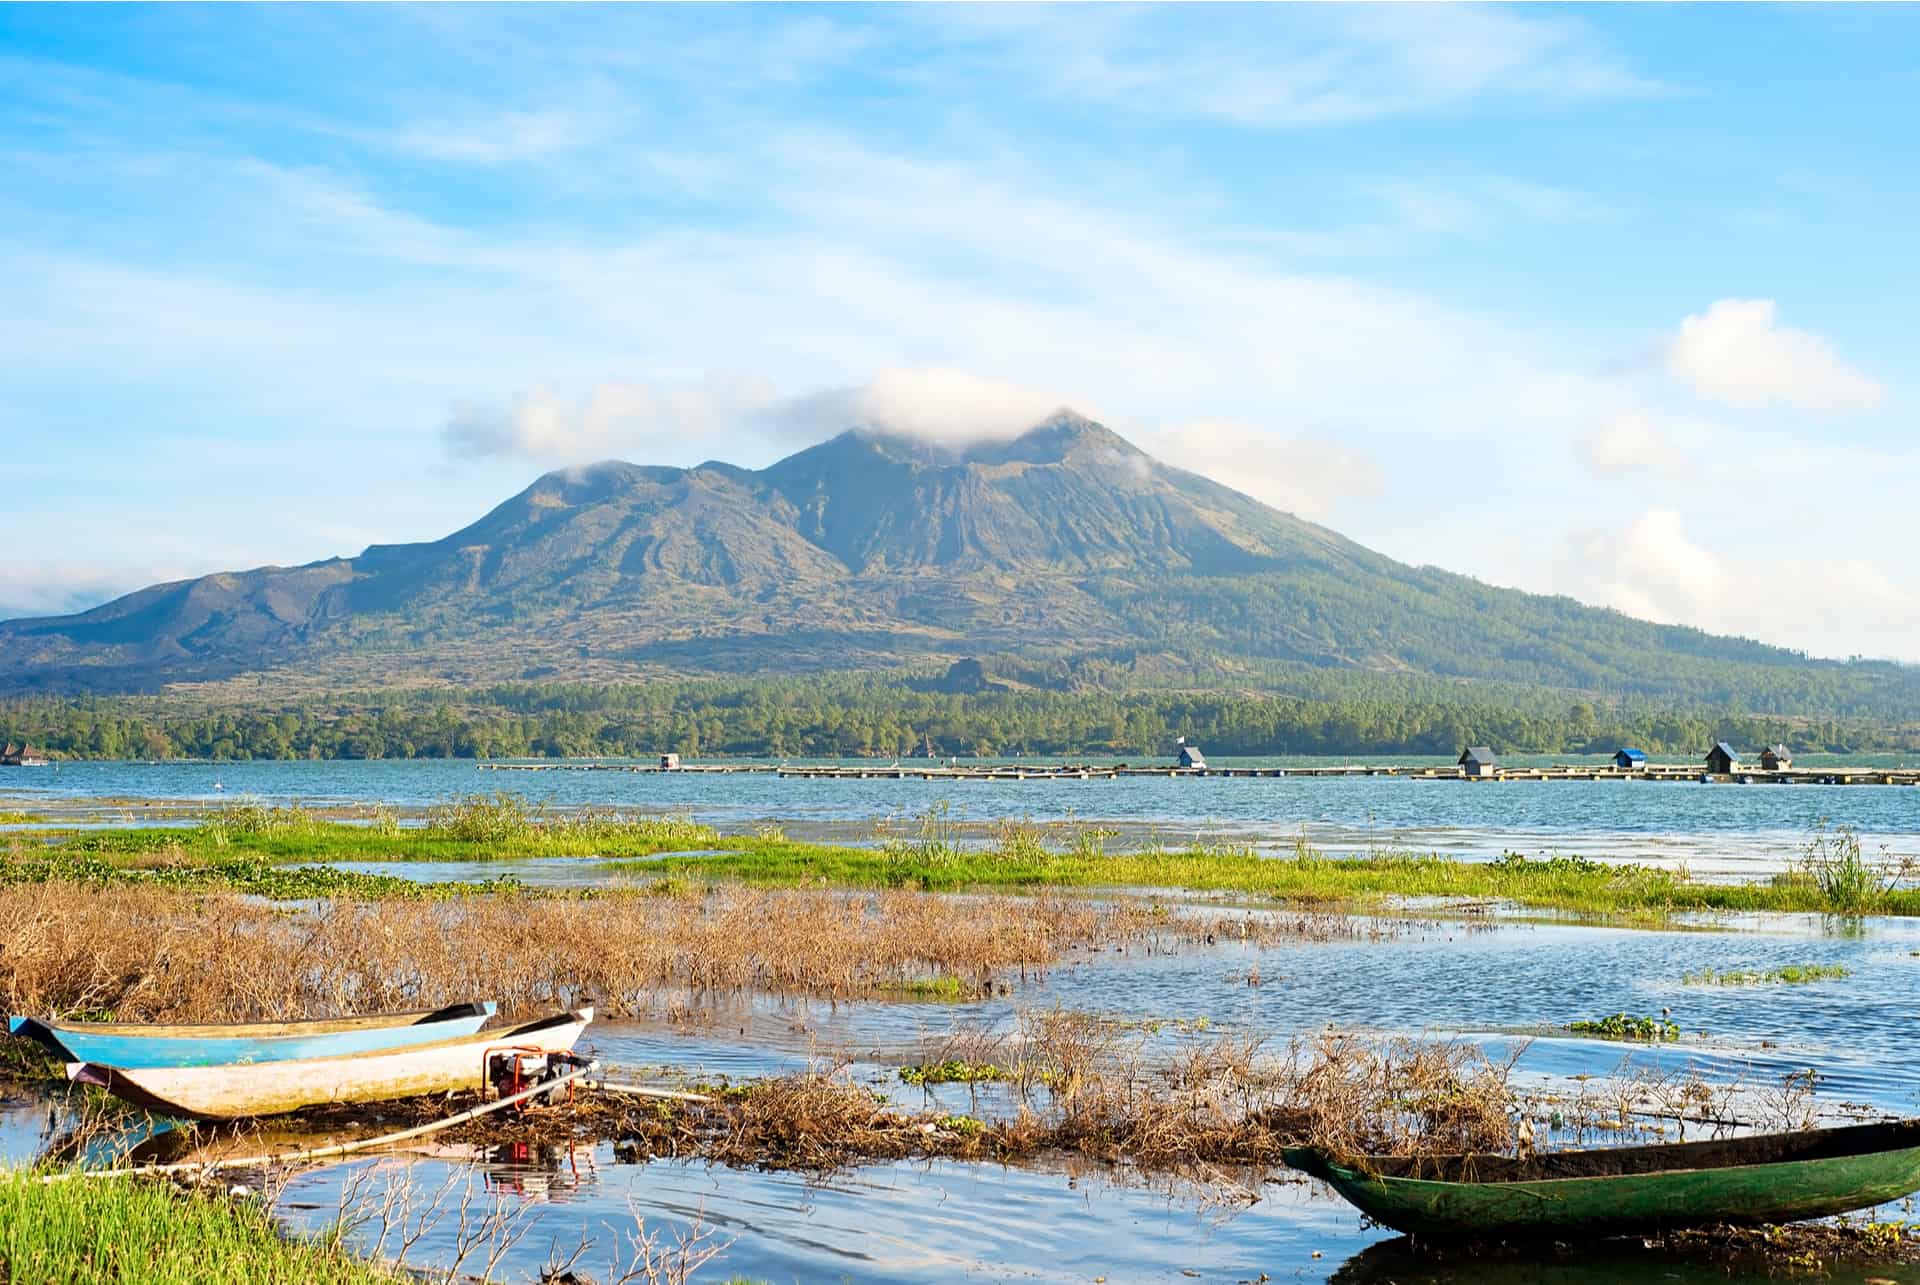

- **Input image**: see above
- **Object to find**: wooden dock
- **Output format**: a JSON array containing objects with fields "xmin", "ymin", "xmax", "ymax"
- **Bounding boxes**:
[{"xmin": 476, "ymin": 761, "xmax": 1920, "ymax": 785}]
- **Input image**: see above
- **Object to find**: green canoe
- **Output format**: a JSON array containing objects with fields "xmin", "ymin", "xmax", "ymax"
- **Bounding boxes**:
[{"xmin": 1284, "ymin": 1119, "xmax": 1920, "ymax": 1240}]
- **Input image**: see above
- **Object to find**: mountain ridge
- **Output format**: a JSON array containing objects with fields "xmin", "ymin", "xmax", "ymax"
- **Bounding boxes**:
[{"xmin": 4, "ymin": 414, "xmax": 1913, "ymax": 719}]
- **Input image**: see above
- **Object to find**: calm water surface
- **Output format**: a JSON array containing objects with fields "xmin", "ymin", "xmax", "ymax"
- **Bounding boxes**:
[{"xmin": 7, "ymin": 756, "xmax": 1920, "ymax": 878}]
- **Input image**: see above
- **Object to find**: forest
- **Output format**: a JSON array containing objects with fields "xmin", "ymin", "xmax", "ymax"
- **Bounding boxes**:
[{"xmin": 3, "ymin": 667, "xmax": 1910, "ymax": 762}]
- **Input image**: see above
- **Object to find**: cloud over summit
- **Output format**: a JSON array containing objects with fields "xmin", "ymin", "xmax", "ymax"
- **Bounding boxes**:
[{"xmin": 440, "ymin": 368, "xmax": 1088, "ymax": 463}]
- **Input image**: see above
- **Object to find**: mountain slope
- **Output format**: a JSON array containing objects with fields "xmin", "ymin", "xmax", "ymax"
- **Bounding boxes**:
[{"xmin": 3, "ymin": 413, "xmax": 1914, "ymax": 717}]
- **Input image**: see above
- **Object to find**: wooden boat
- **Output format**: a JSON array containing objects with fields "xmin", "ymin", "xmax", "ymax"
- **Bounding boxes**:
[
  {"xmin": 69, "ymin": 1006, "xmax": 593, "ymax": 1120},
  {"xmin": 8, "ymin": 1001, "xmax": 495, "ymax": 1068},
  {"xmin": 1283, "ymin": 1120, "xmax": 1920, "ymax": 1239}
]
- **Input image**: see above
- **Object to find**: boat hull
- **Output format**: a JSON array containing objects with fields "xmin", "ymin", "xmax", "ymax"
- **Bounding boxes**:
[
  {"xmin": 71, "ymin": 1007, "xmax": 592, "ymax": 1120},
  {"xmin": 9, "ymin": 1002, "xmax": 495, "ymax": 1068},
  {"xmin": 1284, "ymin": 1121, "xmax": 1920, "ymax": 1239}
]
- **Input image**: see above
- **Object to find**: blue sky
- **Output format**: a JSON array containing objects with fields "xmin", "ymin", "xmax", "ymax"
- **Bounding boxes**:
[{"xmin": 3, "ymin": 4, "xmax": 1916, "ymax": 658}]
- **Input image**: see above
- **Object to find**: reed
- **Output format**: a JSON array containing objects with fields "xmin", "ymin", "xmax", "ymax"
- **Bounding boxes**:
[{"xmin": 0, "ymin": 882, "xmax": 1358, "ymax": 1025}]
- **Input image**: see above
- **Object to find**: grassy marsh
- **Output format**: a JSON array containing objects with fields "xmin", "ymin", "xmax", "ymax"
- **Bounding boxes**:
[
  {"xmin": 0, "ymin": 881, "xmax": 1359, "ymax": 1026},
  {"xmin": 649, "ymin": 839, "xmax": 1920, "ymax": 919},
  {"xmin": 24, "ymin": 798, "xmax": 1920, "ymax": 921}
]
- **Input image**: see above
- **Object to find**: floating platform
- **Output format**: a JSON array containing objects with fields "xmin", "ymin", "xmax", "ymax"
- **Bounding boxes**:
[{"xmin": 476, "ymin": 762, "xmax": 1920, "ymax": 785}]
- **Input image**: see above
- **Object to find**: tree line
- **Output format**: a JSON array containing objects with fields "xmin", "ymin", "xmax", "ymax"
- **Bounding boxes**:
[{"xmin": 3, "ymin": 671, "xmax": 1910, "ymax": 762}]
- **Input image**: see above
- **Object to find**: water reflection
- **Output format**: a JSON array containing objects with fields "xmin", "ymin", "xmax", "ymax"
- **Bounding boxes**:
[{"xmin": 1330, "ymin": 1235, "xmax": 1920, "ymax": 1284}]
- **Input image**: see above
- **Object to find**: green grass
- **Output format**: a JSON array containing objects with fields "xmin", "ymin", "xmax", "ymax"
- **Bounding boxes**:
[
  {"xmin": 42, "ymin": 794, "xmax": 720, "ymax": 864},
  {"xmin": 0, "ymin": 1173, "xmax": 394, "ymax": 1283},
  {"xmin": 1683, "ymin": 963, "xmax": 1853, "ymax": 986},
  {"xmin": 0, "ymin": 811, "xmax": 42, "ymax": 825}
]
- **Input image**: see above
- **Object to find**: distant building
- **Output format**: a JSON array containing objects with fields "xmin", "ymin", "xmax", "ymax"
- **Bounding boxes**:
[
  {"xmin": 1458, "ymin": 747, "xmax": 1498, "ymax": 778},
  {"xmin": 1761, "ymin": 745, "xmax": 1793, "ymax": 771},
  {"xmin": 1175, "ymin": 736, "xmax": 1207, "ymax": 769},
  {"xmin": 1613, "ymin": 747, "xmax": 1648, "ymax": 770},
  {"xmin": 1706, "ymin": 742, "xmax": 1740, "ymax": 774},
  {"xmin": 658, "ymin": 752, "xmax": 681, "ymax": 771},
  {"xmin": 0, "ymin": 742, "xmax": 49, "ymax": 767}
]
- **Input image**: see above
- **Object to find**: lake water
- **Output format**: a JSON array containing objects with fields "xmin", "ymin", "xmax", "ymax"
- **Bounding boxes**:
[
  {"xmin": 6, "ymin": 755, "xmax": 1920, "ymax": 879},
  {"xmin": 8, "ymin": 906, "xmax": 1920, "ymax": 1282},
  {"xmin": 7, "ymin": 758, "xmax": 1920, "ymax": 1280}
]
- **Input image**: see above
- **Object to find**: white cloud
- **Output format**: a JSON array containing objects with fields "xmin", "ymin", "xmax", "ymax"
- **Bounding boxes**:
[
  {"xmin": 440, "ymin": 375, "xmax": 779, "ymax": 461},
  {"xmin": 0, "ymin": 561, "xmax": 185, "ymax": 622},
  {"xmin": 1566, "ymin": 508, "xmax": 1916, "ymax": 658},
  {"xmin": 1147, "ymin": 419, "xmax": 1384, "ymax": 522},
  {"xmin": 1575, "ymin": 411, "xmax": 1698, "ymax": 481},
  {"xmin": 1666, "ymin": 299, "xmax": 1885, "ymax": 413}
]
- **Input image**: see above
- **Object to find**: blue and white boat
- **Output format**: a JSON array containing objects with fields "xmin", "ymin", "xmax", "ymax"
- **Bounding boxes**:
[{"xmin": 6, "ymin": 1001, "xmax": 495, "ymax": 1068}]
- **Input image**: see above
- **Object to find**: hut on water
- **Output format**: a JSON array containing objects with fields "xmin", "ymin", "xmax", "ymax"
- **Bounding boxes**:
[
  {"xmin": 1706, "ymin": 742, "xmax": 1740, "ymax": 774},
  {"xmin": 1458, "ymin": 747, "xmax": 1498, "ymax": 778},
  {"xmin": 1761, "ymin": 745, "xmax": 1793, "ymax": 771},
  {"xmin": 1175, "ymin": 737, "xmax": 1207, "ymax": 769},
  {"xmin": 1612, "ymin": 747, "xmax": 1648, "ymax": 770}
]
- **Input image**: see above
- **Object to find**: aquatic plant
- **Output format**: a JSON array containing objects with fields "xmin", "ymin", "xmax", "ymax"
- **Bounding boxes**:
[
  {"xmin": 1568, "ymin": 1013, "xmax": 1681, "ymax": 1042},
  {"xmin": 898, "ymin": 1060, "xmax": 1007, "ymax": 1086},
  {"xmin": 1683, "ymin": 963, "xmax": 1851, "ymax": 987},
  {"xmin": 200, "ymin": 798, "xmax": 323, "ymax": 845},
  {"xmin": 1777, "ymin": 821, "xmax": 1918, "ymax": 916},
  {"xmin": 876, "ymin": 974, "xmax": 970, "ymax": 1000}
]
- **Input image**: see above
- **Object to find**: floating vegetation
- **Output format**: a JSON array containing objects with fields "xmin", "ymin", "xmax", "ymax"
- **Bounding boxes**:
[
  {"xmin": 1568, "ymin": 1013, "xmax": 1681, "ymax": 1042},
  {"xmin": 0, "ymin": 847, "xmax": 514, "ymax": 901},
  {"xmin": 1684, "ymin": 963, "xmax": 1852, "ymax": 987},
  {"xmin": 46, "ymin": 794, "xmax": 722, "ymax": 864},
  {"xmin": 898, "ymin": 1060, "xmax": 1008, "ymax": 1086}
]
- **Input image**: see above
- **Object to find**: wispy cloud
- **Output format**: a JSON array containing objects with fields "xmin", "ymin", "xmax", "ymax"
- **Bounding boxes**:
[{"xmin": 910, "ymin": 4, "xmax": 1668, "ymax": 127}]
